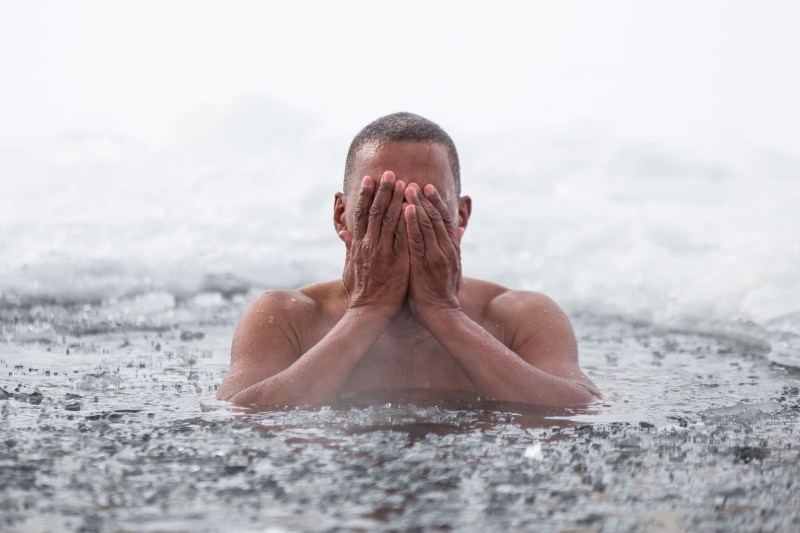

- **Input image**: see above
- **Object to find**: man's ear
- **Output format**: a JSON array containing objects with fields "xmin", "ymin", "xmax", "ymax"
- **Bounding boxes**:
[
  {"xmin": 333, "ymin": 192, "xmax": 351, "ymax": 246},
  {"xmin": 455, "ymin": 195, "xmax": 472, "ymax": 243}
]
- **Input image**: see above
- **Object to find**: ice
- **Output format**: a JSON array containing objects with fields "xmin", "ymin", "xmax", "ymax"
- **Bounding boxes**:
[
  {"xmin": 700, "ymin": 401, "xmax": 783, "ymax": 423},
  {"xmin": 523, "ymin": 442, "xmax": 544, "ymax": 461},
  {"xmin": 79, "ymin": 369, "xmax": 123, "ymax": 391},
  {"xmin": 0, "ymin": 101, "xmax": 799, "ymax": 366},
  {"xmin": 9, "ymin": 323, "xmax": 58, "ymax": 343}
]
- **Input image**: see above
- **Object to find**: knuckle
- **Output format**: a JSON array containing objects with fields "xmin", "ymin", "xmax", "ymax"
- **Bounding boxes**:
[
  {"xmin": 382, "ymin": 211, "xmax": 394, "ymax": 227},
  {"xmin": 369, "ymin": 202, "xmax": 382, "ymax": 217}
]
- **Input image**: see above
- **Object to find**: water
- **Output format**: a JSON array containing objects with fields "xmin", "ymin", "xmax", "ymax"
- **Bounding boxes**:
[
  {"xmin": 2, "ymin": 295, "xmax": 799, "ymax": 531},
  {"xmin": 2, "ymin": 101, "xmax": 800, "ymax": 531}
]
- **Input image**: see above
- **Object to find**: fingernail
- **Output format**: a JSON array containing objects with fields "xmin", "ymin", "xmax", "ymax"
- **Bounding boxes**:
[
  {"xmin": 361, "ymin": 176, "xmax": 370, "ymax": 188},
  {"xmin": 395, "ymin": 180, "xmax": 405, "ymax": 192},
  {"xmin": 424, "ymin": 184, "xmax": 436, "ymax": 196}
]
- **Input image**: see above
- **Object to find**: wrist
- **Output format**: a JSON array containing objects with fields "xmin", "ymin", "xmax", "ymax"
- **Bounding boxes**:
[
  {"xmin": 343, "ymin": 303, "xmax": 398, "ymax": 326},
  {"xmin": 415, "ymin": 304, "xmax": 465, "ymax": 330}
]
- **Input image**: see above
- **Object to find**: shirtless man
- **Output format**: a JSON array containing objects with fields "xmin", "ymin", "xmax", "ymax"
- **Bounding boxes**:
[{"xmin": 217, "ymin": 112, "xmax": 600, "ymax": 407}]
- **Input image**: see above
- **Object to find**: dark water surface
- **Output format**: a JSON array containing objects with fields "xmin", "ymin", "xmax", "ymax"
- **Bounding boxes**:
[{"xmin": 1, "ymin": 295, "xmax": 799, "ymax": 532}]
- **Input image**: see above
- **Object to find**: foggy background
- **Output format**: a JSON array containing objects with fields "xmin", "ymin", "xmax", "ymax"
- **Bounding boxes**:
[
  {"xmin": 2, "ymin": 1, "xmax": 799, "ymax": 151},
  {"xmin": 1, "ymin": 1, "xmax": 799, "ymax": 365}
]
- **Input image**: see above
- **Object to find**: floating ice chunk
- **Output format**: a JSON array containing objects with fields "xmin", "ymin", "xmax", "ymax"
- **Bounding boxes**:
[
  {"xmin": 701, "ymin": 401, "xmax": 782, "ymax": 422},
  {"xmin": 79, "ymin": 369, "xmax": 123, "ymax": 391},
  {"xmin": 524, "ymin": 442, "xmax": 543, "ymax": 461},
  {"xmin": 190, "ymin": 291, "xmax": 226, "ymax": 308},
  {"xmin": 11, "ymin": 323, "xmax": 57, "ymax": 343},
  {"xmin": 123, "ymin": 291, "xmax": 176, "ymax": 317}
]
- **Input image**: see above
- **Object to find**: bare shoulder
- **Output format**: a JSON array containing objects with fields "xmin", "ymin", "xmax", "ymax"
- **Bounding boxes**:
[
  {"xmin": 240, "ymin": 287, "xmax": 319, "ymax": 330},
  {"xmin": 462, "ymin": 278, "xmax": 598, "ymax": 396},
  {"xmin": 458, "ymin": 276, "xmax": 510, "ymax": 314},
  {"xmin": 296, "ymin": 279, "xmax": 347, "ymax": 318},
  {"xmin": 490, "ymin": 287, "xmax": 597, "ymax": 395},
  {"xmin": 460, "ymin": 277, "xmax": 567, "ymax": 326},
  {"xmin": 217, "ymin": 285, "xmax": 335, "ymax": 401},
  {"xmin": 488, "ymin": 288, "xmax": 571, "ymax": 324},
  {"xmin": 242, "ymin": 280, "xmax": 341, "ymax": 322},
  {"xmin": 492, "ymin": 289, "xmax": 576, "ymax": 348},
  {"xmin": 237, "ymin": 281, "xmax": 342, "ymax": 343},
  {"xmin": 466, "ymin": 279, "xmax": 580, "ymax": 365}
]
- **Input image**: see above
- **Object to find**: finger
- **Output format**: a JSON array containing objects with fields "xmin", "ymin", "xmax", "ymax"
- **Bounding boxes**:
[
  {"xmin": 353, "ymin": 176, "xmax": 375, "ymax": 241},
  {"xmin": 418, "ymin": 186, "xmax": 451, "ymax": 249},
  {"xmin": 394, "ymin": 200, "xmax": 409, "ymax": 257},
  {"xmin": 405, "ymin": 185, "xmax": 439, "ymax": 253},
  {"xmin": 381, "ymin": 178, "xmax": 405, "ymax": 248},
  {"xmin": 404, "ymin": 204, "xmax": 425, "ymax": 259},
  {"xmin": 367, "ymin": 171, "xmax": 396, "ymax": 242},
  {"xmin": 422, "ymin": 184, "xmax": 457, "ymax": 241}
]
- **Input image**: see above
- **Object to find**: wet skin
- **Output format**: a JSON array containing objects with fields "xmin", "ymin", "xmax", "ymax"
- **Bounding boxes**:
[{"xmin": 217, "ymin": 141, "xmax": 600, "ymax": 407}]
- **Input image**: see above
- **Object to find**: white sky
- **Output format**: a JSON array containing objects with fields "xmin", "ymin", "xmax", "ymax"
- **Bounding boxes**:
[{"xmin": 1, "ymin": 0, "xmax": 799, "ymax": 156}]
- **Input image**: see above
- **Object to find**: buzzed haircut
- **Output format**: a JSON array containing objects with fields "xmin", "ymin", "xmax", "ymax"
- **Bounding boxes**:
[{"xmin": 344, "ymin": 112, "xmax": 461, "ymax": 195}]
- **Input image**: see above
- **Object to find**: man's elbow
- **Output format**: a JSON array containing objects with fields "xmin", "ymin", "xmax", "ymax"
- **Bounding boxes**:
[
  {"xmin": 218, "ymin": 387, "xmax": 264, "ymax": 407},
  {"xmin": 216, "ymin": 373, "xmax": 252, "ymax": 403},
  {"xmin": 216, "ymin": 387, "xmax": 238, "ymax": 402},
  {"xmin": 531, "ymin": 380, "xmax": 601, "ymax": 407},
  {"xmin": 568, "ymin": 381, "xmax": 602, "ymax": 406},
  {"xmin": 216, "ymin": 387, "xmax": 239, "ymax": 403}
]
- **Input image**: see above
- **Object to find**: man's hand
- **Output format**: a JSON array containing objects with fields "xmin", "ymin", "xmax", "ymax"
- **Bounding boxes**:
[
  {"xmin": 341, "ymin": 171, "xmax": 409, "ymax": 320},
  {"xmin": 404, "ymin": 183, "xmax": 462, "ymax": 322},
  {"xmin": 221, "ymin": 172, "xmax": 410, "ymax": 407}
]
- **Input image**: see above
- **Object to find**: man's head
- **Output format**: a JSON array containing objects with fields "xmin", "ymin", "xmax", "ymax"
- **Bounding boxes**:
[
  {"xmin": 335, "ymin": 113, "xmax": 471, "ymax": 244},
  {"xmin": 344, "ymin": 112, "xmax": 461, "ymax": 196}
]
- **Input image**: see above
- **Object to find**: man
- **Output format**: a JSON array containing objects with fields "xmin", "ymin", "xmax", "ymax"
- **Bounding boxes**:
[{"xmin": 217, "ymin": 112, "xmax": 600, "ymax": 407}]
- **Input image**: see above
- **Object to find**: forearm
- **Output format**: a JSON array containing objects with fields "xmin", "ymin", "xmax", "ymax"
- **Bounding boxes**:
[
  {"xmin": 231, "ymin": 309, "xmax": 390, "ymax": 407},
  {"xmin": 424, "ymin": 309, "xmax": 598, "ymax": 406}
]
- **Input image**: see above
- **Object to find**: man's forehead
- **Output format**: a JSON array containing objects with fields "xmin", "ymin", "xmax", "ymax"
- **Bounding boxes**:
[{"xmin": 349, "ymin": 141, "xmax": 455, "ymax": 190}]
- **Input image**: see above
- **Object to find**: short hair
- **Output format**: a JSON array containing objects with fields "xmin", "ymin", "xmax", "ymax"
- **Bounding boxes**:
[{"xmin": 344, "ymin": 112, "xmax": 461, "ymax": 195}]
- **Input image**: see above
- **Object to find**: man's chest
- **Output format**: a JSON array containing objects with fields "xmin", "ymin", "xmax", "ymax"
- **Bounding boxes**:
[{"xmin": 343, "ymin": 336, "xmax": 473, "ymax": 392}]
